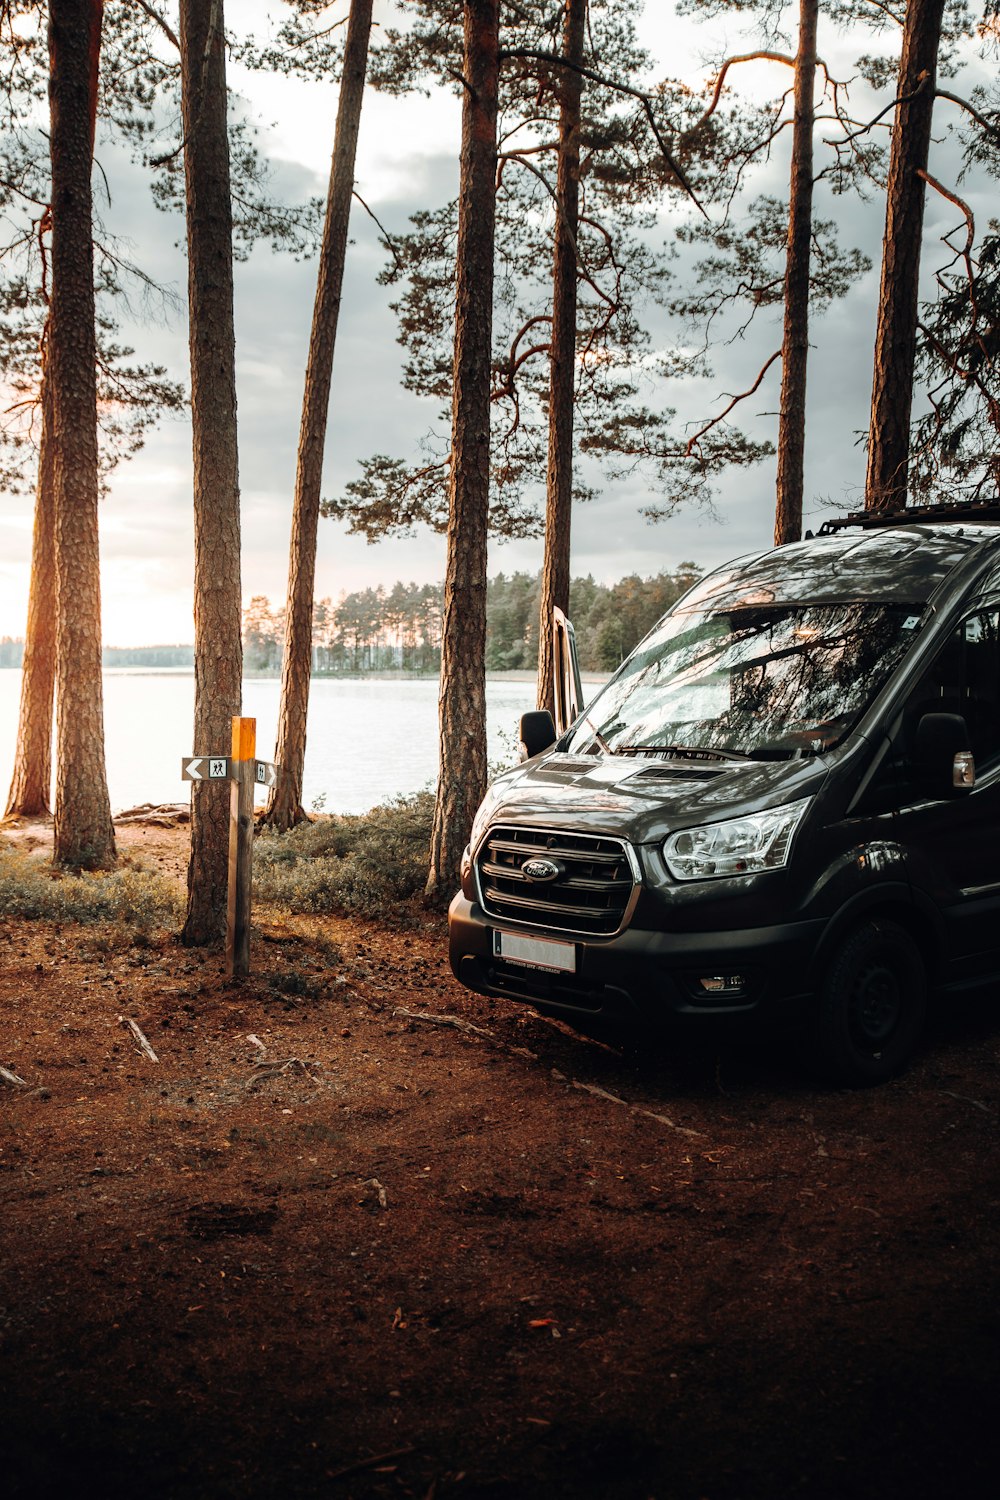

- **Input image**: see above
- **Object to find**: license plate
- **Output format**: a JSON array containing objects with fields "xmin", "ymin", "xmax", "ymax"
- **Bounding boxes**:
[{"xmin": 494, "ymin": 930, "xmax": 576, "ymax": 973}]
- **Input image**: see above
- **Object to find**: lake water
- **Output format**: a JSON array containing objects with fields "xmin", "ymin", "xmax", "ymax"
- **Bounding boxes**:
[{"xmin": 0, "ymin": 670, "xmax": 542, "ymax": 816}]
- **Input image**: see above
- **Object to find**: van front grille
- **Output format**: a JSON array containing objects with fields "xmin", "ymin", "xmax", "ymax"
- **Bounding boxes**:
[{"xmin": 476, "ymin": 825, "xmax": 638, "ymax": 937}]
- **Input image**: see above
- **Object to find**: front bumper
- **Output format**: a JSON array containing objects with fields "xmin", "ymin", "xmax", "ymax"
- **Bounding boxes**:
[{"xmin": 448, "ymin": 893, "xmax": 824, "ymax": 1035}]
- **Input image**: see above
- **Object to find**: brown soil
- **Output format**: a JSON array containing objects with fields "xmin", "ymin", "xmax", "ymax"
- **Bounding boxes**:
[{"xmin": 1, "ymin": 813, "xmax": 998, "ymax": 1500}]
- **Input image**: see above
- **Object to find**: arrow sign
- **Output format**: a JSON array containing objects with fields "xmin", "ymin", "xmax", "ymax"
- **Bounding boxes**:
[
  {"xmin": 254, "ymin": 759, "xmax": 279, "ymax": 789},
  {"xmin": 182, "ymin": 756, "xmax": 233, "ymax": 782}
]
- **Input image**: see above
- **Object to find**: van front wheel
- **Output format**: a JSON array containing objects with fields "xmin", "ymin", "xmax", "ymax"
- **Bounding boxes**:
[{"xmin": 816, "ymin": 920, "xmax": 927, "ymax": 1087}]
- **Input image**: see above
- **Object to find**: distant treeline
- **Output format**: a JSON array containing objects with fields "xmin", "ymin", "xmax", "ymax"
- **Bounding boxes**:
[
  {"xmin": 1, "ymin": 567, "xmax": 703, "ymax": 678},
  {"xmin": 0, "ymin": 641, "xmax": 194, "ymax": 669},
  {"xmin": 103, "ymin": 645, "xmax": 194, "ymax": 668},
  {"xmin": 486, "ymin": 565, "xmax": 703, "ymax": 672},
  {"xmin": 243, "ymin": 564, "xmax": 703, "ymax": 675}
]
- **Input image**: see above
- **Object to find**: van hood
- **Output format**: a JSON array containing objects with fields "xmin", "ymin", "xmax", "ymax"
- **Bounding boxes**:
[{"xmin": 484, "ymin": 750, "xmax": 828, "ymax": 846}]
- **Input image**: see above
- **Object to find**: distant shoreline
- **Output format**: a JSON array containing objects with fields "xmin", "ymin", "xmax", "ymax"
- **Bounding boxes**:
[{"xmin": 0, "ymin": 666, "xmax": 612, "ymax": 684}]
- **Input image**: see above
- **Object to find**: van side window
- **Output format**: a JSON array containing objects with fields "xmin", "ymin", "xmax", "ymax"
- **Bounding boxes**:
[
  {"xmin": 855, "ymin": 611, "xmax": 1000, "ymax": 815},
  {"xmin": 895, "ymin": 610, "xmax": 1000, "ymax": 799},
  {"xmin": 962, "ymin": 612, "xmax": 1000, "ymax": 766}
]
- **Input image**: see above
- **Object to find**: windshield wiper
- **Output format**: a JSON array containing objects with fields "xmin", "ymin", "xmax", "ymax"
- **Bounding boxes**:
[
  {"xmin": 622, "ymin": 743, "xmax": 753, "ymax": 763},
  {"xmin": 582, "ymin": 715, "xmax": 616, "ymax": 755}
]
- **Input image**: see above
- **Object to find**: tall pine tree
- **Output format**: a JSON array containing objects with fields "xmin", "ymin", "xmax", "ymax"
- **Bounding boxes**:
[{"xmin": 48, "ymin": 0, "xmax": 116, "ymax": 870}]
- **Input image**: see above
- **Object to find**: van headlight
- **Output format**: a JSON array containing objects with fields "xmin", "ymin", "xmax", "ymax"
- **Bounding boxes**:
[{"xmin": 663, "ymin": 798, "xmax": 811, "ymax": 881}]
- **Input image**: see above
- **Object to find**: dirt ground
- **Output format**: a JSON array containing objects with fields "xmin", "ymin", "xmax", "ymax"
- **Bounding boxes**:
[{"xmin": 1, "ymin": 813, "xmax": 999, "ymax": 1500}]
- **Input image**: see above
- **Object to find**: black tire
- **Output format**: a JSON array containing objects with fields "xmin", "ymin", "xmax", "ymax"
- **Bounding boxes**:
[{"xmin": 815, "ymin": 919, "xmax": 927, "ymax": 1087}]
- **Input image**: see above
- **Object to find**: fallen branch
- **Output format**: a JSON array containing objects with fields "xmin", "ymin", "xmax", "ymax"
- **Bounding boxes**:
[
  {"xmin": 564, "ymin": 1076, "xmax": 630, "ymax": 1107},
  {"xmin": 363, "ymin": 1177, "xmax": 388, "ymax": 1209},
  {"xmin": 394, "ymin": 1006, "xmax": 495, "ymax": 1040},
  {"xmin": 939, "ymin": 1089, "xmax": 994, "ymax": 1116},
  {"xmin": 526, "ymin": 1008, "xmax": 622, "ymax": 1058},
  {"xmin": 325, "ymin": 1446, "xmax": 417, "ymax": 1484},
  {"xmin": 394, "ymin": 1007, "xmax": 706, "ymax": 1140},
  {"xmin": 554, "ymin": 1071, "xmax": 705, "ymax": 1139},
  {"xmin": 115, "ymin": 802, "xmax": 190, "ymax": 826},
  {"xmin": 636, "ymin": 1106, "xmax": 705, "ymax": 1137},
  {"xmin": 119, "ymin": 1016, "xmax": 159, "ymax": 1064},
  {"xmin": 244, "ymin": 1057, "xmax": 320, "ymax": 1090},
  {"xmin": 0, "ymin": 1063, "xmax": 27, "ymax": 1087}
]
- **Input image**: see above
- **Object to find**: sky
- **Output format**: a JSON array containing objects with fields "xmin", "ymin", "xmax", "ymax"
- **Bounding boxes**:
[{"xmin": 0, "ymin": 0, "xmax": 994, "ymax": 646}]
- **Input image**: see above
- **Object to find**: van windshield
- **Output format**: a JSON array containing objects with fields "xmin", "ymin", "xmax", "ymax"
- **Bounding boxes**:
[{"xmin": 565, "ymin": 601, "xmax": 923, "ymax": 760}]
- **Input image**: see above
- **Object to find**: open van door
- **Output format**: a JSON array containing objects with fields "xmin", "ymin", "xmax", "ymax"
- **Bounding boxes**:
[{"xmin": 552, "ymin": 606, "xmax": 584, "ymax": 736}]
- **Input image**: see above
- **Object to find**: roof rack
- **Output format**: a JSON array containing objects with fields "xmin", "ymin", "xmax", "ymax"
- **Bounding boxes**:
[{"xmin": 816, "ymin": 498, "xmax": 1000, "ymax": 536}]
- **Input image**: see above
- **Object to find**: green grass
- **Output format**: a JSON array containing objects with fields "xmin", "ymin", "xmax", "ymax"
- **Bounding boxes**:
[
  {"xmin": 253, "ymin": 790, "xmax": 435, "ymax": 920},
  {"xmin": 0, "ymin": 846, "xmax": 183, "ymax": 933}
]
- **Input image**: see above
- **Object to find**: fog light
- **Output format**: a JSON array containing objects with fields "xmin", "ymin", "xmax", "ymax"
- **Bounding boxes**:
[{"xmin": 699, "ymin": 974, "xmax": 746, "ymax": 996}]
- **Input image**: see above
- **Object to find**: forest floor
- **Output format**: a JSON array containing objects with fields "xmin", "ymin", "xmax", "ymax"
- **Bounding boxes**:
[{"xmin": 1, "ymin": 812, "xmax": 999, "ymax": 1500}]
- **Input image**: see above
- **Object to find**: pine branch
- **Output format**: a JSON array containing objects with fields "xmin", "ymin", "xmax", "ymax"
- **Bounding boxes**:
[
  {"xmin": 134, "ymin": 0, "xmax": 180, "ymax": 53},
  {"xmin": 685, "ymin": 50, "xmax": 795, "ymax": 138},
  {"xmin": 829, "ymin": 74, "xmax": 930, "ymax": 147},
  {"xmin": 917, "ymin": 168, "xmax": 975, "ymax": 251},
  {"xmin": 935, "ymin": 88, "xmax": 1000, "ymax": 143},
  {"xmin": 352, "ymin": 190, "xmax": 402, "ymax": 272},
  {"xmin": 685, "ymin": 349, "xmax": 782, "ymax": 458},
  {"xmin": 499, "ymin": 45, "xmax": 707, "ymax": 217}
]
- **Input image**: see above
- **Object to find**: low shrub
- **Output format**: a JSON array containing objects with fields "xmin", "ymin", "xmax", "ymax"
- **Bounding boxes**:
[
  {"xmin": 0, "ymin": 847, "xmax": 183, "ymax": 933},
  {"xmin": 254, "ymin": 790, "xmax": 435, "ymax": 920}
]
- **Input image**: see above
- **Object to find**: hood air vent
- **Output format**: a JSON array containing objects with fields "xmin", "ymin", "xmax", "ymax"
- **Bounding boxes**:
[{"xmin": 626, "ymin": 765, "xmax": 724, "ymax": 783}]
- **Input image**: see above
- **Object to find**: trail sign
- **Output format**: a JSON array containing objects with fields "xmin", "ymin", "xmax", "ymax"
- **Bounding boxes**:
[
  {"xmin": 182, "ymin": 757, "xmax": 280, "ymax": 789},
  {"xmin": 181, "ymin": 722, "xmax": 282, "ymax": 978},
  {"xmin": 182, "ymin": 756, "xmax": 233, "ymax": 781},
  {"xmin": 227, "ymin": 718, "xmax": 256, "ymax": 980},
  {"xmin": 255, "ymin": 760, "xmax": 279, "ymax": 789}
]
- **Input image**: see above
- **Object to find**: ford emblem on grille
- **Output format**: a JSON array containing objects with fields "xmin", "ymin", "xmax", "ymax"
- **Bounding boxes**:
[{"xmin": 521, "ymin": 856, "xmax": 561, "ymax": 883}]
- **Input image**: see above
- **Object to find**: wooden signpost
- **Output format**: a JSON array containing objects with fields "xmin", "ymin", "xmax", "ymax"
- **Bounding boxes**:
[{"xmin": 181, "ymin": 716, "xmax": 280, "ymax": 979}]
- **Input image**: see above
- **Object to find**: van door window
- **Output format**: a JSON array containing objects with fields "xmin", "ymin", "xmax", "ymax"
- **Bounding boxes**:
[
  {"xmin": 894, "ymin": 610, "xmax": 1000, "ymax": 801},
  {"xmin": 961, "ymin": 611, "xmax": 1000, "ymax": 769}
]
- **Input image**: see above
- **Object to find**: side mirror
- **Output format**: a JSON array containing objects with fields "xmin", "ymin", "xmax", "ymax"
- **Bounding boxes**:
[
  {"xmin": 519, "ymin": 710, "xmax": 556, "ymax": 761},
  {"xmin": 914, "ymin": 712, "xmax": 975, "ymax": 796}
]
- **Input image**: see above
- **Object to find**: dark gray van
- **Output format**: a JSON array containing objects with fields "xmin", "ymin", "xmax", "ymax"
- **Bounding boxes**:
[{"xmin": 449, "ymin": 507, "xmax": 1000, "ymax": 1085}]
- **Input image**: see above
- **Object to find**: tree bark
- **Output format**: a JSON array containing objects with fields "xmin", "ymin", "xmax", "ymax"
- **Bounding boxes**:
[
  {"xmin": 5, "ymin": 367, "xmax": 56, "ymax": 820},
  {"xmin": 263, "ymin": 0, "xmax": 373, "ymax": 833},
  {"xmin": 179, "ymin": 0, "xmax": 243, "ymax": 944},
  {"xmin": 48, "ymin": 0, "xmax": 116, "ymax": 870},
  {"xmin": 536, "ymin": 0, "xmax": 586, "ymax": 715},
  {"xmin": 865, "ymin": 0, "xmax": 946, "ymax": 513},
  {"xmin": 773, "ymin": 0, "xmax": 817, "ymax": 547},
  {"xmin": 425, "ymin": 0, "xmax": 499, "ymax": 905}
]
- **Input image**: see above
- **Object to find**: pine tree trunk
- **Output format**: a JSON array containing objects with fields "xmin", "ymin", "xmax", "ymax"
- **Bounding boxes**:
[
  {"xmin": 865, "ymin": 0, "xmax": 946, "ymax": 512},
  {"xmin": 774, "ymin": 0, "xmax": 817, "ymax": 547},
  {"xmin": 536, "ymin": 0, "xmax": 586, "ymax": 715},
  {"xmin": 425, "ymin": 0, "xmax": 499, "ymax": 905},
  {"xmin": 48, "ymin": 0, "xmax": 116, "ymax": 870},
  {"xmin": 179, "ymin": 0, "xmax": 243, "ymax": 944},
  {"xmin": 5, "ymin": 368, "xmax": 56, "ymax": 820},
  {"xmin": 263, "ymin": 0, "xmax": 373, "ymax": 833}
]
